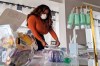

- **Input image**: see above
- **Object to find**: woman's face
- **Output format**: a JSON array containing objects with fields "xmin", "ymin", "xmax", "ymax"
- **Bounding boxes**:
[{"xmin": 40, "ymin": 9, "xmax": 49, "ymax": 20}]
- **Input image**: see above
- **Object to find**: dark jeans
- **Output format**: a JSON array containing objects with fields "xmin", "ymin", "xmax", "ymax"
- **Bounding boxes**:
[
  {"xmin": 27, "ymin": 30, "xmax": 45, "ymax": 51},
  {"xmin": 36, "ymin": 34, "xmax": 45, "ymax": 51}
]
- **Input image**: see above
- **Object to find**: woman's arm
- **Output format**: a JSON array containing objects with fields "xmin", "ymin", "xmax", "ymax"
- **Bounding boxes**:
[
  {"xmin": 49, "ymin": 28, "xmax": 58, "ymax": 40},
  {"xmin": 27, "ymin": 15, "xmax": 46, "ymax": 46},
  {"xmin": 49, "ymin": 28, "xmax": 60, "ymax": 46}
]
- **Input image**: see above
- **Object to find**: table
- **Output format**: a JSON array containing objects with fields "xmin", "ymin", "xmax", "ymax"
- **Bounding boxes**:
[{"xmin": 28, "ymin": 55, "xmax": 79, "ymax": 66}]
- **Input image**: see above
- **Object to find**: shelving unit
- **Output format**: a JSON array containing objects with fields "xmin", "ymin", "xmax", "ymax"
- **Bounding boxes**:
[{"xmin": 67, "ymin": 5, "xmax": 99, "ymax": 66}]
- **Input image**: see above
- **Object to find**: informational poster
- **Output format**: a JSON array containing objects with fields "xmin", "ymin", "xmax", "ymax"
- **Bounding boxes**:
[
  {"xmin": 0, "ymin": 24, "xmax": 14, "ymax": 48},
  {"xmin": 0, "ymin": 24, "xmax": 14, "ymax": 63}
]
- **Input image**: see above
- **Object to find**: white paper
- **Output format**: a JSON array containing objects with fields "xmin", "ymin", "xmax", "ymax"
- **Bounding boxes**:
[{"xmin": 0, "ymin": 24, "xmax": 15, "ymax": 49}]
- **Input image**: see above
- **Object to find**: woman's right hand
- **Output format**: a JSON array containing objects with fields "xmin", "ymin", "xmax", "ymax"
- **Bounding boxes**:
[{"xmin": 41, "ymin": 41, "xmax": 48, "ymax": 47}]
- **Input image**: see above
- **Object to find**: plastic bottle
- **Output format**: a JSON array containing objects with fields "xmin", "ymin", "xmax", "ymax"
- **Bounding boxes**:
[
  {"xmin": 80, "ymin": 6, "xmax": 86, "ymax": 29},
  {"xmin": 67, "ymin": 8, "xmax": 75, "ymax": 29},
  {"xmin": 74, "ymin": 7, "xmax": 80, "ymax": 29}
]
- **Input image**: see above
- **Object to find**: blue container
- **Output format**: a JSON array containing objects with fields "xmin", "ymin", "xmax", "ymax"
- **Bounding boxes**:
[{"xmin": 48, "ymin": 49, "xmax": 64, "ymax": 62}]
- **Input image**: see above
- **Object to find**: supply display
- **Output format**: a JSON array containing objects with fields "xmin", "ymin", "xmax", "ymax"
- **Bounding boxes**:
[{"xmin": 67, "ymin": 6, "xmax": 91, "ymax": 29}]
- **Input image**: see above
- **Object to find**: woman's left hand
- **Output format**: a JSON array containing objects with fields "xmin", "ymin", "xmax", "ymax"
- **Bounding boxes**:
[{"xmin": 56, "ymin": 40, "xmax": 60, "ymax": 47}]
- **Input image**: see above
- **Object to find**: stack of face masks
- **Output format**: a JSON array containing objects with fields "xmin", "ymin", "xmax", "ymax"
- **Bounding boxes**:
[
  {"xmin": 43, "ymin": 45, "xmax": 64, "ymax": 63},
  {"xmin": 48, "ymin": 49, "xmax": 64, "ymax": 62}
]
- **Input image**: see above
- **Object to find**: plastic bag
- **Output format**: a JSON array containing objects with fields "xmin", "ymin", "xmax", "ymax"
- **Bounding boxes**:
[
  {"xmin": 11, "ymin": 49, "xmax": 33, "ymax": 66},
  {"xmin": 10, "ymin": 31, "xmax": 36, "ymax": 66}
]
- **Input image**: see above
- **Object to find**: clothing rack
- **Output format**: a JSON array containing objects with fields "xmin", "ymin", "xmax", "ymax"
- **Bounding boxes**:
[{"xmin": 0, "ymin": 1, "xmax": 59, "ymax": 13}]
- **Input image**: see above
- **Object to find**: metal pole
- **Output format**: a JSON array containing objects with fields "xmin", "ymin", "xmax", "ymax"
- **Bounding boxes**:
[{"xmin": 90, "ymin": 6, "xmax": 98, "ymax": 66}]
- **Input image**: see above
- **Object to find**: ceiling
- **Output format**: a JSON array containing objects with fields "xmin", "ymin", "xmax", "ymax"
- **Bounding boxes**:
[
  {"xmin": 50, "ymin": 0, "xmax": 100, "ymax": 6},
  {"xmin": 83, "ymin": 0, "xmax": 100, "ymax": 6},
  {"xmin": 80, "ymin": 0, "xmax": 100, "ymax": 12},
  {"xmin": 50, "ymin": 0, "xmax": 63, "ymax": 3}
]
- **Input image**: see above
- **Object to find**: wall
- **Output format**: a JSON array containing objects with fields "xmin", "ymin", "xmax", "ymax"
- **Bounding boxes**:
[
  {"xmin": 58, "ymin": 0, "xmax": 67, "ymax": 48},
  {"xmin": 48, "ymin": 0, "xmax": 67, "ymax": 48}
]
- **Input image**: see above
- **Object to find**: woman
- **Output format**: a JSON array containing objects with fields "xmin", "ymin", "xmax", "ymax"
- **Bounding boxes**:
[{"xmin": 27, "ymin": 4, "xmax": 60, "ymax": 50}]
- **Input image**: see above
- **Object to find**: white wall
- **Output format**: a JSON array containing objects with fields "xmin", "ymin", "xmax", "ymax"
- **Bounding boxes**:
[
  {"xmin": 59, "ymin": 0, "xmax": 67, "ymax": 48},
  {"xmin": 0, "ymin": 0, "xmax": 67, "ymax": 48},
  {"xmin": 85, "ymin": 10, "xmax": 100, "ymax": 50}
]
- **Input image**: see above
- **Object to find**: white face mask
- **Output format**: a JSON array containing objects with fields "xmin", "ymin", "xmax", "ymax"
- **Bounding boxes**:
[{"xmin": 41, "ymin": 14, "xmax": 47, "ymax": 20}]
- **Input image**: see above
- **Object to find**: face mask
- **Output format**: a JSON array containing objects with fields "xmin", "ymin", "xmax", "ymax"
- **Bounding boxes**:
[{"xmin": 41, "ymin": 14, "xmax": 47, "ymax": 20}]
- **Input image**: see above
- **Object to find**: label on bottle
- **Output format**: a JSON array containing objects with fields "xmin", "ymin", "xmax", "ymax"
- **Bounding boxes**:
[{"xmin": 2, "ymin": 51, "xmax": 7, "ymax": 62}]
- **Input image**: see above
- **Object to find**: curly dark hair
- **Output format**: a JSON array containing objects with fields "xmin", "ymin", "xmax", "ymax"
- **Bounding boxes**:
[
  {"xmin": 27, "ymin": 4, "xmax": 53, "ymax": 27},
  {"xmin": 29, "ymin": 5, "xmax": 52, "ymax": 20}
]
